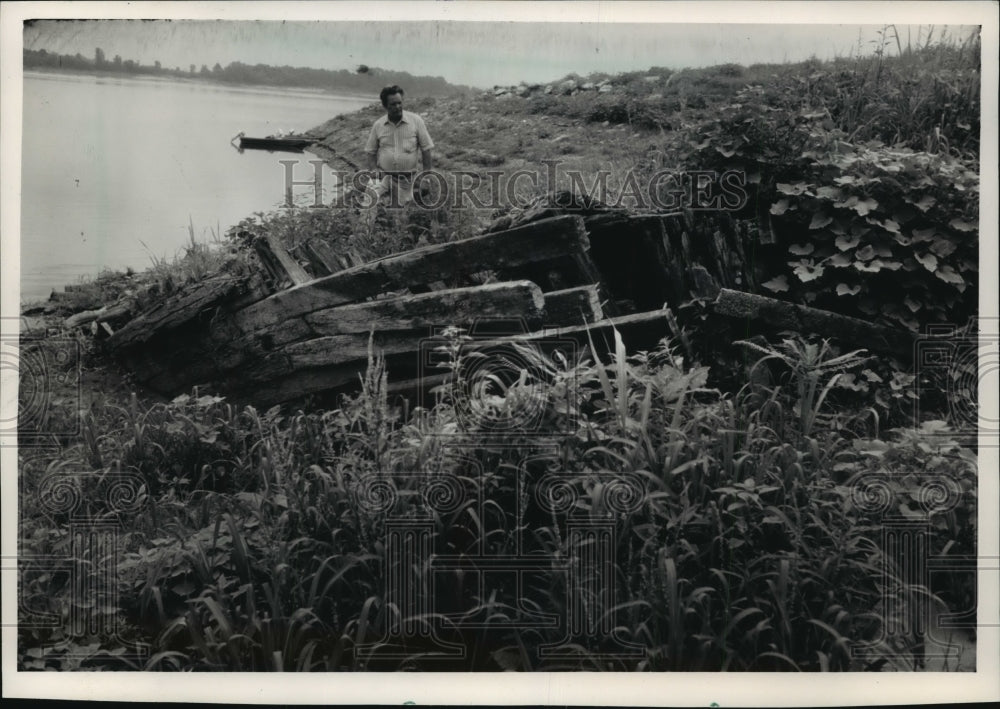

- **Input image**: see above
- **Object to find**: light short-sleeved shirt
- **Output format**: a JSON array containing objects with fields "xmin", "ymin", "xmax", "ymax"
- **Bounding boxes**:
[{"xmin": 364, "ymin": 110, "xmax": 434, "ymax": 173}]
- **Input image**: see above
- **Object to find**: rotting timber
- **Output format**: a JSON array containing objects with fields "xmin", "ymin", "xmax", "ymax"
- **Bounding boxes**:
[{"xmin": 104, "ymin": 205, "xmax": 917, "ymax": 407}]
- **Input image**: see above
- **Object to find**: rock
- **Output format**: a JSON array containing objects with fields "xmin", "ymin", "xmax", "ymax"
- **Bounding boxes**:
[
  {"xmin": 544, "ymin": 84, "xmax": 554, "ymax": 94},
  {"xmin": 559, "ymin": 79, "xmax": 578, "ymax": 95},
  {"xmin": 643, "ymin": 75, "xmax": 660, "ymax": 83},
  {"xmin": 598, "ymin": 84, "xmax": 614, "ymax": 94},
  {"xmin": 645, "ymin": 93, "xmax": 663, "ymax": 102},
  {"xmin": 581, "ymin": 82, "xmax": 596, "ymax": 91},
  {"xmin": 516, "ymin": 84, "xmax": 531, "ymax": 97},
  {"xmin": 493, "ymin": 87, "xmax": 509, "ymax": 96}
]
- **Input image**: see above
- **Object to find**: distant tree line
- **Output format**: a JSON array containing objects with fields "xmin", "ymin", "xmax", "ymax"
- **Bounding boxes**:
[{"xmin": 24, "ymin": 48, "xmax": 473, "ymax": 97}]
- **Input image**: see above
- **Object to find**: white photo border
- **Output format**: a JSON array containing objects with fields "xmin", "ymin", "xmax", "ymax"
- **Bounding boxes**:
[{"xmin": 2, "ymin": 2, "xmax": 997, "ymax": 705}]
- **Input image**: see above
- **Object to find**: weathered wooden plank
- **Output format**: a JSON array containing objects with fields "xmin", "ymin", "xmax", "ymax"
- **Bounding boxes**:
[
  {"xmin": 107, "ymin": 276, "xmax": 242, "ymax": 350},
  {"xmin": 236, "ymin": 282, "xmax": 545, "ymax": 381},
  {"xmin": 64, "ymin": 306, "xmax": 107, "ymax": 329},
  {"xmin": 497, "ymin": 246, "xmax": 603, "ymax": 292},
  {"xmin": 252, "ymin": 236, "xmax": 293, "ymax": 286},
  {"xmin": 709, "ymin": 288, "xmax": 914, "ymax": 358},
  {"xmin": 116, "ymin": 281, "xmax": 539, "ymax": 393},
  {"xmin": 304, "ymin": 281, "xmax": 545, "ymax": 336},
  {"xmin": 257, "ymin": 233, "xmax": 312, "ymax": 286},
  {"xmin": 110, "ymin": 271, "xmax": 271, "ymax": 380},
  {"xmin": 155, "ymin": 281, "xmax": 540, "ymax": 399},
  {"xmin": 302, "ymin": 239, "xmax": 344, "ymax": 274},
  {"xmin": 64, "ymin": 301, "xmax": 134, "ymax": 329},
  {"xmin": 240, "ymin": 332, "xmax": 427, "ymax": 384},
  {"xmin": 661, "ymin": 212, "xmax": 763, "ymax": 295},
  {"xmin": 163, "ymin": 316, "xmax": 314, "ymax": 386},
  {"xmin": 570, "ymin": 250, "xmax": 611, "ymax": 306},
  {"xmin": 495, "ymin": 217, "xmax": 616, "ymax": 314},
  {"xmin": 295, "ymin": 241, "xmax": 335, "ymax": 278},
  {"xmin": 95, "ymin": 302, "xmax": 134, "ymax": 325},
  {"xmin": 283, "ymin": 333, "xmax": 427, "ymax": 368},
  {"xmin": 222, "ymin": 273, "xmax": 275, "ymax": 311},
  {"xmin": 223, "ymin": 316, "xmax": 314, "ymax": 359},
  {"xmin": 111, "ymin": 307, "xmax": 306, "ymax": 393},
  {"xmin": 231, "ymin": 214, "xmax": 590, "ymax": 333},
  {"xmin": 542, "ymin": 285, "xmax": 603, "ymax": 325},
  {"xmin": 227, "ymin": 308, "xmax": 678, "ymax": 406},
  {"xmin": 238, "ymin": 346, "xmax": 443, "ymax": 406}
]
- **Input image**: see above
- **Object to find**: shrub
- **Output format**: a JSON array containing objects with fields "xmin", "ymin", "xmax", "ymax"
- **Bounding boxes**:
[
  {"xmin": 761, "ymin": 135, "xmax": 978, "ymax": 330},
  {"xmin": 18, "ymin": 331, "xmax": 976, "ymax": 671},
  {"xmin": 677, "ymin": 77, "xmax": 978, "ymax": 331}
]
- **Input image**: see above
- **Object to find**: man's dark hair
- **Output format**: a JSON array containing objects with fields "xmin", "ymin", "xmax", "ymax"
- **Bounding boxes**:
[{"xmin": 380, "ymin": 85, "xmax": 405, "ymax": 107}]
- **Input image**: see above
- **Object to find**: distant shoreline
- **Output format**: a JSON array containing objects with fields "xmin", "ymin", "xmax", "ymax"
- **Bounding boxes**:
[{"xmin": 23, "ymin": 67, "xmax": 375, "ymax": 103}]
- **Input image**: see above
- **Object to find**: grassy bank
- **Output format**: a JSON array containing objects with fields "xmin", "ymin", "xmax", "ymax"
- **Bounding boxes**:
[{"xmin": 17, "ymin": 36, "xmax": 981, "ymax": 671}]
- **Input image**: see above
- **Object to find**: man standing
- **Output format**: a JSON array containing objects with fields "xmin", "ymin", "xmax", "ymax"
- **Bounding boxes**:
[{"xmin": 363, "ymin": 85, "xmax": 434, "ymax": 211}]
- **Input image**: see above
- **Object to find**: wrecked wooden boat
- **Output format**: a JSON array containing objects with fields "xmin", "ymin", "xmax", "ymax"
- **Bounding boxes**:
[
  {"xmin": 104, "ymin": 205, "xmax": 916, "ymax": 407},
  {"xmin": 232, "ymin": 132, "xmax": 314, "ymax": 153}
]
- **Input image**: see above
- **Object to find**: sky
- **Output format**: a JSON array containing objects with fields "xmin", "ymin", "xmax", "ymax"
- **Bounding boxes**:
[{"xmin": 19, "ymin": 8, "xmax": 983, "ymax": 89}]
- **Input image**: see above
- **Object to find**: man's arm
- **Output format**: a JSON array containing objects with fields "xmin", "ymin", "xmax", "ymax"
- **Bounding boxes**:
[
  {"xmin": 364, "ymin": 122, "xmax": 380, "ymax": 174},
  {"xmin": 414, "ymin": 114, "xmax": 435, "ymax": 173}
]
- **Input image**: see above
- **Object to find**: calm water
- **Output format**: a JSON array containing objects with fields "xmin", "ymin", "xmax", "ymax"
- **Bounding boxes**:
[{"xmin": 20, "ymin": 71, "xmax": 372, "ymax": 301}]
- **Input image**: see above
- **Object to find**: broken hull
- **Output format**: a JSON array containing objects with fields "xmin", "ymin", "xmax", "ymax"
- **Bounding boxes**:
[
  {"xmin": 105, "ymin": 211, "xmax": 915, "ymax": 407},
  {"xmin": 106, "ymin": 216, "xmax": 614, "ymax": 406}
]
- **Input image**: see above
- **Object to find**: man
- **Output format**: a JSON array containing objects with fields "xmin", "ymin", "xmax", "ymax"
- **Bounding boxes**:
[{"xmin": 363, "ymin": 85, "xmax": 435, "ymax": 211}]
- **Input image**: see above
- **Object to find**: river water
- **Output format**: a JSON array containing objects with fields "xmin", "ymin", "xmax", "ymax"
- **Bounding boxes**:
[{"xmin": 20, "ymin": 71, "xmax": 372, "ymax": 301}]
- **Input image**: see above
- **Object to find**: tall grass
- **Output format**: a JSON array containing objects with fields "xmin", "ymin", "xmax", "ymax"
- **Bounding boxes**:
[{"xmin": 18, "ymin": 331, "xmax": 976, "ymax": 671}]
